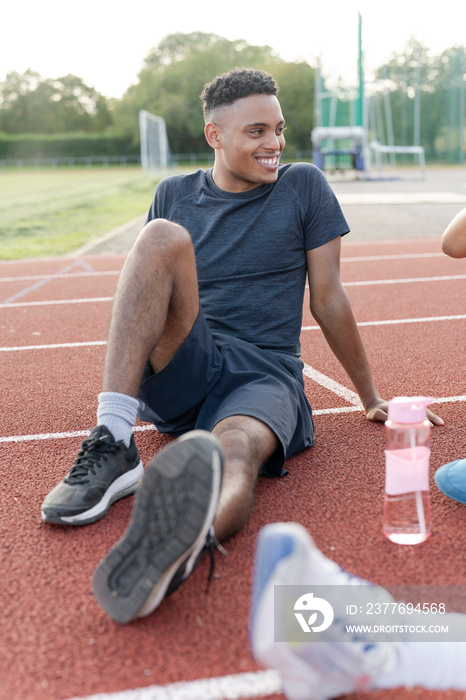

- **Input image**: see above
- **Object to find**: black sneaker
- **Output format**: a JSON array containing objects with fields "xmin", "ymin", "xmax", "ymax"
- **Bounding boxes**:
[
  {"xmin": 41, "ymin": 425, "xmax": 143, "ymax": 526},
  {"xmin": 92, "ymin": 430, "xmax": 224, "ymax": 624}
]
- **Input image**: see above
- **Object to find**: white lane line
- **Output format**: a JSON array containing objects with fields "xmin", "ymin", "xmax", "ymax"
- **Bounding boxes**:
[
  {"xmin": 0, "ymin": 424, "xmax": 156, "ymax": 444},
  {"xmin": 303, "ymin": 365, "xmax": 466, "ymax": 415},
  {"xmin": 2, "ymin": 314, "xmax": 466, "ymax": 352},
  {"xmin": 65, "ymin": 669, "xmax": 282, "ymax": 700},
  {"xmin": 0, "ymin": 297, "xmax": 113, "ymax": 309},
  {"xmin": 0, "ymin": 341, "xmax": 107, "ymax": 352},
  {"xmin": 431, "ymin": 395, "xmax": 466, "ymax": 404},
  {"xmin": 1, "ymin": 429, "xmax": 90, "ymax": 443},
  {"xmin": 2, "ymin": 273, "xmax": 464, "ymax": 310},
  {"xmin": 352, "ymin": 314, "xmax": 466, "ymax": 327},
  {"xmin": 0, "ymin": 259, "xmax": 427, "ymax": 283},
  {"xmin": 344, "ymin": 274, "xmax": 466, "ymax": 287},
  {"xmin": 341, "ymin": 252, "xmax": 445, "ymax": 262},
  {"xmin": 0, "ymin": 253, "xmax": 460, "ymax": 285},
  {"xmin": 302, "ymin": 314, "xmax": 466, "ymax": 331},
  {"xmin": 0, "ymin": 271, "xmax": 120, "ymax": 283},
  {"xmin": 313, "ymin": 405, "xmax": 362, "ymax": 415},
  {"xmin": 3, "ymin": 398, "xmax": 466, "ymax": 445},
  {"xmin": 2, "ymin": 260, "xmax": 95, "ymax": 304},
  {"xmin": 303, "ymin": 364, "xmax": 362, "ymax": 406},
  {"xmin": 303, "ymin": 274, "xmax": 466, "ymax": 291},
  {"xmin": 0, "ymin": 257, "xmax": 443, "ymax": 285},
  {"xmin": 0, "ymin": 253, "xmax": 125, "ymax": 267},
  {"xmin": 312, "ymin": 395, "xmax": 466, "ymax": 415}
]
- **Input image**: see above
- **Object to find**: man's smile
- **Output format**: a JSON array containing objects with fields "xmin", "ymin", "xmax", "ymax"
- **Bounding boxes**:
[{"xmin": 256, "ymin": 155, "xmax": 280, "ymax": 167}]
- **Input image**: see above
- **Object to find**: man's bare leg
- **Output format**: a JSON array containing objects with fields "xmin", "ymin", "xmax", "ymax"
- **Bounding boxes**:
[
  {"xmin": 92, "ymin": 415, "xmax": 280, "ymax": 622},
  {"xmin": 41, "ymin": 218, "xmax": 200, "ymax": 525},
  {"xmin": 212, "ymin": 415, "xmax": 280, "ymax": 541},
  {"xmin": 103, "ymin": 217, "xmax": 200, "ymax": 396}
]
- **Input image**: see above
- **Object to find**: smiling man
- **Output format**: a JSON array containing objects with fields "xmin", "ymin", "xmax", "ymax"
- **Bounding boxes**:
[
  {"xmin": 41, "ymin": 68, "xmax": 441, "ymax": 624},
  {"xmin": 203, "ymin": 89, "xmax": 286, "ymax": 190}
]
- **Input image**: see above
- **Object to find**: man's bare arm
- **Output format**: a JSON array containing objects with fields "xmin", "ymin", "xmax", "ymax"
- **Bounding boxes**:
[{"xmin": 306, "ymin": 237, "xmax": 443, "ymax": 425}]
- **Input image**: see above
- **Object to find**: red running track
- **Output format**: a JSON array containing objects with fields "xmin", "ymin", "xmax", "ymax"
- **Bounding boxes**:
[{"xmin": 1, "ymin": 237, "xmax": 466, "ymax": 700}]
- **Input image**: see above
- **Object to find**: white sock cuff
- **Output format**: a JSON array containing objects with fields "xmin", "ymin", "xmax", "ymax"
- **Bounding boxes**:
[{"xmin": 97, "ymin": 392, "xmax": 140, "ymax": 422}]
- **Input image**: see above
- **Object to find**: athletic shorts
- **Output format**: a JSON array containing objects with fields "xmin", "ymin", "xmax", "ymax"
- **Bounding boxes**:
[{"xmin": 137, "ymin": 309, "xmax": 314, "ymax": 477}]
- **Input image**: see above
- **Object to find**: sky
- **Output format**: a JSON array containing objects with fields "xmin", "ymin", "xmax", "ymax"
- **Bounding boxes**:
[{"xmin": 2, "ymin": 0, "xmax": 466, "ymax": 99}]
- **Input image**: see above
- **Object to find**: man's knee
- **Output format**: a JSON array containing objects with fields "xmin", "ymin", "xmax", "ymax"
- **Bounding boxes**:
[
  {"xmin": 133, "ymin": 218, "xmax": 193, "ymax": 263},
  {"xmin": 213, "ymin": 416, "xmax": 278, "ymax": 476}
]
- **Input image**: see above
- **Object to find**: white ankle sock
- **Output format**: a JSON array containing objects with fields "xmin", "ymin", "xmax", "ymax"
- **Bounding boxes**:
[
  {"xmin": 96, "ymin": 392, "xmax": 139, "ymax": 447},
  {"xmin": 375, "ymin": 613, "xmax": 466, "ymax": 691}
]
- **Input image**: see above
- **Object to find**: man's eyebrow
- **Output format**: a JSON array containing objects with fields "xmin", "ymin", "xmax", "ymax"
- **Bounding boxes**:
[{"xmin": 244, "ymin": 119, "xmax": 286, "ymax": 127}]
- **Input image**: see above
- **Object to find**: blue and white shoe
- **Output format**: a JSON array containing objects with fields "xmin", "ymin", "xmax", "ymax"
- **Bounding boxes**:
[
  {"xmin": 435, "ymin": 459, "xmax": 466, "ymax": 503},
  {"xmin": 250, "ymin": 523, "xmax": 404, "ymax": 700}
]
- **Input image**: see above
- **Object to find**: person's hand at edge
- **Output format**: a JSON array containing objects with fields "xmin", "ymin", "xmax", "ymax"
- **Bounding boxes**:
[{"xmin": 364, "ymin": 398, "xmax": 444, "ymax": 426}]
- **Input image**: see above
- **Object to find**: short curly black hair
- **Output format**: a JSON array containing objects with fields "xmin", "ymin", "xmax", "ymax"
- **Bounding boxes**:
[{"xmin": 200, "ymin": 68, "xmax": 279, "ymax": 120}]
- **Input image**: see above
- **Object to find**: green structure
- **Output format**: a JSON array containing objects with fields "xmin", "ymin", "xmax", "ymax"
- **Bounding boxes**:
[{"xmin": 355, "ymin": 12, "xmax": 364, "ymax": 129}]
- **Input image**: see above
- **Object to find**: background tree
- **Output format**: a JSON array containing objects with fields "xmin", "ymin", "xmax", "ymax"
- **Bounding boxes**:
[
  {"xmin": 1, "ymin": 33, "xmax": 463, "ymax": 163},
  {"xmin": 113, "ymin": 32, "xmax": 314, "ymax": 154},
  {"xmin": 0, "ymin": 70, "xmax": 112, "ymax": 134},
  {"xmin": 271, "ymin": 62, "xmax": 314, "ymax": 153},
  {"xmin": 372, "ymin": 38, "xmax": 465, "ymax": 160}
]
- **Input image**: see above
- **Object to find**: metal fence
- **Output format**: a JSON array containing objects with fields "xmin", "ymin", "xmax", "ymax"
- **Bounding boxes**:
[
  {"xmin": 0, "ymin": 151, "xmax": 316, "ymax": 170},
  {"xmin": 0, "ymin": 155, "xmax": 141, "ymax": 170}
]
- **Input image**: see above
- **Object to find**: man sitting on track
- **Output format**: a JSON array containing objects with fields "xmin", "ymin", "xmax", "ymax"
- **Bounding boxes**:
[{"xmin": 41, "ymin": 68, "xmax": 442, "ymax": 624}]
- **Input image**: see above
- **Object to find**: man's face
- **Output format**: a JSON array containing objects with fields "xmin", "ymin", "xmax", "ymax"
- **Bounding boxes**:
[{"xmin": 207, "ymin": 94, "xmax": 286, "ymax": 193}]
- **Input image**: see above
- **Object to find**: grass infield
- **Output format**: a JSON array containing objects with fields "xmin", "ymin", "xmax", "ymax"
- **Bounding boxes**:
[{"xmin": 0, "ymin": 166, "xmax": 163, "ymax": 259}]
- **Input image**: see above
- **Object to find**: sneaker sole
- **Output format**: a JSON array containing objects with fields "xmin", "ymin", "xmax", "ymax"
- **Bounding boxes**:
[
  {"xmin": 41, "ymin": 460, "xmax": 144, "ymax": 526},
  {"xmin": 92, "ymin": 431, "xmax": 223, "ymax": 624}
]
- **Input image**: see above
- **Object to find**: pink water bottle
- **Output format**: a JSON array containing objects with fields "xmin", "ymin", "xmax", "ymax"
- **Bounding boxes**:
[{"xmin": 383, "ymin": 396, "xmax": 433, "ymax": 545}]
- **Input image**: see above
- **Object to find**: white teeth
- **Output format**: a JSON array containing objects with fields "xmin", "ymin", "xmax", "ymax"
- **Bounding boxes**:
[{"xmin": 257, "ymin": 157, "xmax": 278, "ymax": 166}]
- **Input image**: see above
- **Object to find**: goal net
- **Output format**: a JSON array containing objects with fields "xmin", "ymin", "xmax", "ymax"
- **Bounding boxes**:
[{"xmin": 139, "ymin": 110, "xmax": 171, "ymax": 171}]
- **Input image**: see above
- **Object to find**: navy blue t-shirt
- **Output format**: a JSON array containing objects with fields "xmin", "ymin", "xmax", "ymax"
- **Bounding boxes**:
[{"xmin": 146, "ymin": 162, "xmax": 349, "ymax": 357}]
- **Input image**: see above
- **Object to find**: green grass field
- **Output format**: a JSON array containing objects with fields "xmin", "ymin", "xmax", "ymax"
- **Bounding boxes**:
[{"xmin": 0, "ymin": 167, "xmax": 164, "ymax": 259}]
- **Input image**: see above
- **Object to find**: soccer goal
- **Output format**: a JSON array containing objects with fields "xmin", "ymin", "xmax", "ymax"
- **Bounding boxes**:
[{"xmin": 139, "ymin": 110, "xmax": 171, "ymax": 172}]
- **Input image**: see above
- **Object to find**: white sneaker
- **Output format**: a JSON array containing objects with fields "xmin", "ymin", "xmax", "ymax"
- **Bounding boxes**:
[{"xmin": 250, "ymin": 523, "xmax": 404, "ymax": 700}]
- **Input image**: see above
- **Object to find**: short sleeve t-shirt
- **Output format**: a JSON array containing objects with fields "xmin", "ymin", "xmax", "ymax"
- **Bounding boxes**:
[{"xmin": 146, "ymin": 162, "xmax": 349, "ymax": 357}]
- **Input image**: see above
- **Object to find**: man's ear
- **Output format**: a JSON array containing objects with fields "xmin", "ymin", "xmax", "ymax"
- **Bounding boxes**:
[{"xmin": 204, "ymin": 122, "xmax": 222, "ymax": 149}]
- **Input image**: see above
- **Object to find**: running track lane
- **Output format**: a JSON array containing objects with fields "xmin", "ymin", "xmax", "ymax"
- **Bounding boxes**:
[{"xmin": 1, "ymin": 238, "xmax": 466, "ymax": 700}]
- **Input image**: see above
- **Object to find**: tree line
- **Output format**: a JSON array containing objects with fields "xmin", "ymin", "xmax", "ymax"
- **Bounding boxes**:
[{"xmin": 0, "ymin": 32, "xmax": 464, "ymax": 161}]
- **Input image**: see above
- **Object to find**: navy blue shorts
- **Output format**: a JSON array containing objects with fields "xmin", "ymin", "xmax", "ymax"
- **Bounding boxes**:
[{"xmin": 137, "ymin": 310, "xmax": 314, "ymax": 477}]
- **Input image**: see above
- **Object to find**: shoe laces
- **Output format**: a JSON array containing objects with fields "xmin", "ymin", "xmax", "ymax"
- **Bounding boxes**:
[
  {"xmin": 165, "ymin": 527, "xmax": 228, "ymax": 599},
  {"xmin": 64, "ymin": 431, "xmax": 118, "ymax": 484},
  {"xmin": 204, "ymin": 526, "xmax": 228, "ymax": 589}
]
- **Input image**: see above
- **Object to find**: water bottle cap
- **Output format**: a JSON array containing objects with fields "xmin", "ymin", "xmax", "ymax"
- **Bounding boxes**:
[{"xmin": 387, "ymin": 396, "xmax": 434, "ymax": 423}]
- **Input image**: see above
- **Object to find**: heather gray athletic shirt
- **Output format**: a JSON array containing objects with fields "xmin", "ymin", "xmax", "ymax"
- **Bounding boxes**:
[{"xmin": 146, "ymin": 162, "xmax": 349, "ymax": 357}]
